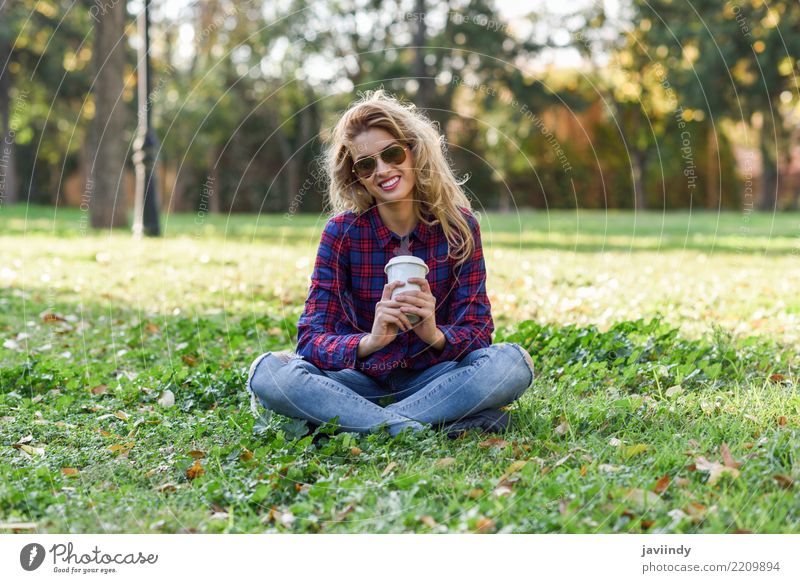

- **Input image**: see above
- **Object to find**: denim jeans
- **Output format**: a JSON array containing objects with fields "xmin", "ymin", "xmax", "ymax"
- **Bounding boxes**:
[{"xmin": 246, "ymin": 342, "xmax": 534, "ymax": 437}]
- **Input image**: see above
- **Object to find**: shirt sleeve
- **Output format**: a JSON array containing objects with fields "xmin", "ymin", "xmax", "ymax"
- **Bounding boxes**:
[
  {"xmin": 421, "ymin": 211, "xmax": 494, "ymax": 363},
  {"xmin": 296, "ymin": 217, "xmax": 368, "ymax": 370}
]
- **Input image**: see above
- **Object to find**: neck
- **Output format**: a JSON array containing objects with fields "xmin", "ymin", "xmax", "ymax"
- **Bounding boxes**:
[{"xmin": 377, "ymin": 199, "xmax": 417, "ymax": 236}]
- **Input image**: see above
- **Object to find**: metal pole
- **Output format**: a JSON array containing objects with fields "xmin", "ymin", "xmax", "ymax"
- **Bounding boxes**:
[{"xmin": 132, "ymin": 0, "xmax": 160, "ymax": 237}]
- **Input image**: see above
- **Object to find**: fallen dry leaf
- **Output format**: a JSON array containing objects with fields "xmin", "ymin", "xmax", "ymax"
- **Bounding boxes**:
[
  {"xmin": 186, "ymin": 460, "xmax": 205, "ymax": 480},
  {"xmin": 0, "ymin": 522, "xmax": 37, "ymax": 531},
  {"xmin": 665, "ymin": 384, "xmax": 684, "ymax": 398},
  {"xmin": 465, "ymin": 488, "xmax": 484, "ymax": 499},
  {"xmin": 157, "ymin": 390, "xmax": 175, "ymax": 408},
  {"xmin": 114, "ymin": 411, "xmax": 129, "ymax": 421},
  {"xmin": 624, "ymin": 488, "xmax": 663, "ymax": 509},
  {"xmin": 108, "ymin": 442, "xmax": 134, "ymax": 456},
  {"xmin": 239, "ymin": 448, "xmax": 254, "ymax": 462},
  {"xmin": 777, "ymin": 416, "xmax": 787, "ymax": 427},
  {"xmin": 181, "ymin": 355, "xmax": 198, "ymax": 367},
  {"xmin": 90, "ymin": 384, "xmax": 108, "ymax": 395},
  {"xmin": 478, "ymin": 438, "xmax": 509, "ymax": 449},
  {"xmin": 350, "ymin": 447, "xmax": 362, "ymax": 456},
  {"xmin": 381, "ymin": 462, "xmax": 397, "ymax": 477},
  {"xmin": 42, "ymin": 312, "xmax": 67, "ymax": 323},
  {"xmin": 498, "ymin": 460, "xmax": 527, "ymax": 483},
  {"xmin": 156, "ymin": 483, "xmax": 178, "ymax": 493},
  {"xmin": 720, "ymin": 443, "xmax": 741, "ymax": 469},
  {"xmin": 695, "ymin": 456, "xmax": 739, "ymax": 486},
  {"xmin": 188, "ymin": 450, "xmax": 206, "ymax": 459},
  {"xmin": 474, "ymin": 517, "xmax": 495, "ymax": 533},
  {"xmin": 773, "ymin": 474, "xmax": 794, "ymax": 489},
  {"xmin": 61, "ymin": 468, "xmax": 79, "ymax": 477},
  {"xmin": 769, "ymin": 373, "xmax": 786, "ymax": 382},
  {"xmin": 493, "ymin": 484, "xmax": 514, "ymax": 497},
  {"xmin": 435, "ymin": 457, "xmax": 456, "ymax": 468},
  {"xmin": 14, "ymin": 444, "xmax": 44, "ymax": 457},
  {"xmin": 334, "ymin": 505, "xmax": 355, "ymax": 522},
  {"xmin": 554, "ymin": 421, "xmax": 570, "ymax": 436},
  {"xmin": 553, "ymin": 454, "xmax": 571, "ymax": 468},
  {"xmin": 684, "ymin": 501, "xmax": 708, "ymax": 522},
  {"xmin": 653, "ymin": 474, "xmax": 671, "ymax": 494},
  {"xmin": 419, "ymin": 515, "xmax": 438, "ymax": 528}
]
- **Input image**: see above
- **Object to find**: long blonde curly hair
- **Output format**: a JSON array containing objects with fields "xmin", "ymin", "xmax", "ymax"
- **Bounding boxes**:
[{"xmin": 321, "ymin": 88, "xmax": 476, "ymax": 267}]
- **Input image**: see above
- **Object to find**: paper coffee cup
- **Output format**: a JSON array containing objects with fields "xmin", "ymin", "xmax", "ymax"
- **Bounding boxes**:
[{"xmin": 384, "ymin": 255, "xmax": 430, "ymax": 325}]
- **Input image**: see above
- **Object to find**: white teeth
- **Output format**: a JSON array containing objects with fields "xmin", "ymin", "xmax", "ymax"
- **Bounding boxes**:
[{"xmin": 380, "ymin": 176, "xmax": 400, "ymax": 188}]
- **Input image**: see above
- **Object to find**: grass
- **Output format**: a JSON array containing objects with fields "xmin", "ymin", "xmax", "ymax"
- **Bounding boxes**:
[{"xmin": 0, "ymin": 204, "xmax": 798, "ymax": 533}]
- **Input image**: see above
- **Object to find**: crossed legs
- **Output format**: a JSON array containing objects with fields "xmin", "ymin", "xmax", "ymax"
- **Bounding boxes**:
[{"xmin": 246, "ymin": 343, "xmax": 534, "ymax": 436}]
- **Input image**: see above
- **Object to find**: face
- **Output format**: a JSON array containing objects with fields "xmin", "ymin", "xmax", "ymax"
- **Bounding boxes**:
[{"xmin": 349, "ymin": 127, "xmax": 416, "ymax": 207}]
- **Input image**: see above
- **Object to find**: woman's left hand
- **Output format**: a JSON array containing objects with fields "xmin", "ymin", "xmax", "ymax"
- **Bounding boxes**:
[{"xmin": 395, "ymin": 277, "xmax": 438, "ymax": 344}]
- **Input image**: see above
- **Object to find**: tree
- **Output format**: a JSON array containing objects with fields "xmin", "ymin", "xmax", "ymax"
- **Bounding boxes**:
[
  {"xmin": 88, "ymin": 0, "xmax": 128, "ymax": 228},
  {"xmin": 633, "ymin": 0, "xmax": 800, "ymax": 211}
]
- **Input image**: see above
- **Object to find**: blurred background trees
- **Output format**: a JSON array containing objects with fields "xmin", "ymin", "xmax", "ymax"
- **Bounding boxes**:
[{"xmin": 0, "ymin": 0, "xmax": 798, "ymax": 218}]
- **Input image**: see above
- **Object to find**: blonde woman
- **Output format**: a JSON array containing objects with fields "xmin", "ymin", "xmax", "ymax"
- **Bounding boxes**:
[{"xmin": 247, "ymin": 89, "xmax": 534, "ymax": 437}]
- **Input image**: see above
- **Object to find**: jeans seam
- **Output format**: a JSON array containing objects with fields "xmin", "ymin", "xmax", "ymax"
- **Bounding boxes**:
[
  {"xmin": 284, "ymin": 365, "xmax": 418, "ymax": 425},
  {"xmin": 507, "ymin": 343, "xmax": 534, "ymax": 388},
  {"xmin": 246, "ymin": 352, "xmax": 273, "ymax": 417},
  {"xmin": 388, "ymin": 349, "xmax": 493, "ymax": 415}
]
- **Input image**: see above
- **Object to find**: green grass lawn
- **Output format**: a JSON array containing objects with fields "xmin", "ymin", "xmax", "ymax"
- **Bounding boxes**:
[{"xmin": 1, "ymin": 205, "xmax": 798, "ymax": 533}]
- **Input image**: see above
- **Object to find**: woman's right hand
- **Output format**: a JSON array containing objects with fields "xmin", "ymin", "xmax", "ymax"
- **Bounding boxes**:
[{"xmin": 366, "ymin": 280, "xmax": 415, "ymax": 351}]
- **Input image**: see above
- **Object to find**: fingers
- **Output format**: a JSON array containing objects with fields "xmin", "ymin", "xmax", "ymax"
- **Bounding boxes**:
[
  {"xmin": 399, "ymin": 305, "xmax": 429, "ymax": 321},
  {"xmin": 381, "ymin": 280, "xmax": 405, "ymax": 301},
  {"xmin": 393, "ymin": 292, "xmax": 428, "ymax": 307},
  {"xmin": 378, "ymin": 306, "xmax": 414, "ymax": 331},
  {"xmin": 407, "ymin": 277, "xmax": 431, "ymax": 292}
]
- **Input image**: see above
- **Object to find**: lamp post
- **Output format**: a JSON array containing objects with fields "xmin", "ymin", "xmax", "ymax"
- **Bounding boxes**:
[{"xmin": 132, "ymin": 0, "xmax": 161, "ymax": 237}]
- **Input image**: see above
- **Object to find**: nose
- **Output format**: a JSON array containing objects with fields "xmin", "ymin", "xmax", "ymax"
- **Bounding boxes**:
[{"xmin": 374, "ymin": 155, "xmax": 394, "ymax": 178}]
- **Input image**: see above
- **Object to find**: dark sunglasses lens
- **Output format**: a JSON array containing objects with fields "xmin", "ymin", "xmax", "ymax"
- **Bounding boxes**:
[
  {"xmin": 352, "ymin": 145, "xmax": 406, "ymax": 178},
  {"xmin": 382, "ymin": 145, "xmax": 406, "ymax": 164},
  {"xmin": 353, "ymin": 158, "xmax": 376, "ymax": 177}
]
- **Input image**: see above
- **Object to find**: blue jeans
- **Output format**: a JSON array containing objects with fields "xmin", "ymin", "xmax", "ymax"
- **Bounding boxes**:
[{"xmin": 246, "ymin": 343, "xmax": 534, "ymax": 437}]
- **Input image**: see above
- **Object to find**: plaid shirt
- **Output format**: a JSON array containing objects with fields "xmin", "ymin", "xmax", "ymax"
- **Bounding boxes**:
[{"xmin": 296, "ymin": 204, "xmax": 494, "ymax": 384}]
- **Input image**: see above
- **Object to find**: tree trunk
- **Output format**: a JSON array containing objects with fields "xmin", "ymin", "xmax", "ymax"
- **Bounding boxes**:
[
  {"xmin": 275, "ymin": 126, "xmax": 298, "ymax": 213},
  {"xmin": 206, "ymin": 148, "xmax": 221, "ymax": 213},
  {"xmin": 757, "ymin": 113, "xmax": 779, "ymax": 212},
  {"xmin": 413, "ymin": 0, "xmax": 434, "ymax": 110},
  {"xmin": 0, "ymin": 2, "xmax": 18, "ymax": 206},
  {"xmin": 88, "ymin": 0, "xmax": 128, "ymax": 229},
  {"xmin": 706, "ymin": 125, "xmax": 719, "ymax": 209},
  {"xmin": 632, "ymin": 149, "xmax": 648, "ymax": 211}
]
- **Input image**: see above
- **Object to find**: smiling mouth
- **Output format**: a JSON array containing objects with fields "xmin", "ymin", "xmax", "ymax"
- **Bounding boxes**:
[{"xmin": 379, "ymin": 176, "xmax": 401, "ymax": 190}]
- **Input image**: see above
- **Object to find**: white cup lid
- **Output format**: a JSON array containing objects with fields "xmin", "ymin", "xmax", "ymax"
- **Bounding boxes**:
[{"xmin": 384, "ymin": 254, "xmax": 429, "ymax": 274}]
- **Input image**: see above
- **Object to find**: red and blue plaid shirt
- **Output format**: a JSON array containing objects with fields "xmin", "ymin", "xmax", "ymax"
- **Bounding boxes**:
[{"xmin": 296, "ymin": 204, "xmax": 494, "ymax": 384}]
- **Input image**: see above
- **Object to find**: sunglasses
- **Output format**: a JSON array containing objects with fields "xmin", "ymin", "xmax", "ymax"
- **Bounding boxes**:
[{"xmin": 351, "ymin": 144, "xmax": 408, "ymax": 179}]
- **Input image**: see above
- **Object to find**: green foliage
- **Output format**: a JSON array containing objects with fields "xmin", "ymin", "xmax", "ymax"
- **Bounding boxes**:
[{"xmin": 1, "ymin": 209, "xmax": 799, "ymax": 533}]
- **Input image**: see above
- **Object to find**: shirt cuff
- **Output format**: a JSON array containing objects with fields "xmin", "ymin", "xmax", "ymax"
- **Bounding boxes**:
[
  {"xmin": 427, "ymin": 324, "xmax": 459, "ymax": 361},
  {"xmin": 341, "ymin": 332, "xmax": 370, "ymax": 369}
]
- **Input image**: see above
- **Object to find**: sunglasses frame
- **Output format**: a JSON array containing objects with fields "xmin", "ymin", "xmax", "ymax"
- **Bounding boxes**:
[{"xmin": 351, "ymin": 143, "xmax": 409, "ymax": 179}]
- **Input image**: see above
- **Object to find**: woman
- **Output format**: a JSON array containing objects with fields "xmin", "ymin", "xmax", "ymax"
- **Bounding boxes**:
[{"xmin": 246, "ymin": 89, "xmax": 534, "ymax": 437}]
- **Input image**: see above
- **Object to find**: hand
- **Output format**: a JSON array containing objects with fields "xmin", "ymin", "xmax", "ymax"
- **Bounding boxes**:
[
  {"xmin": 395, "ymin": 277, "xmax": 439, "ymax": 345},
  {"xmin": 367, "ymin": 280, "xmax": 415, "ymax": 351}
]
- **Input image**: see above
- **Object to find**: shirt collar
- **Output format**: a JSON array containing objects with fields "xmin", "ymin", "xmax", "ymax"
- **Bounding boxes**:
[{"xmin": 367, "ymin": 204, "xmax": 433, "ymax": 250}]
